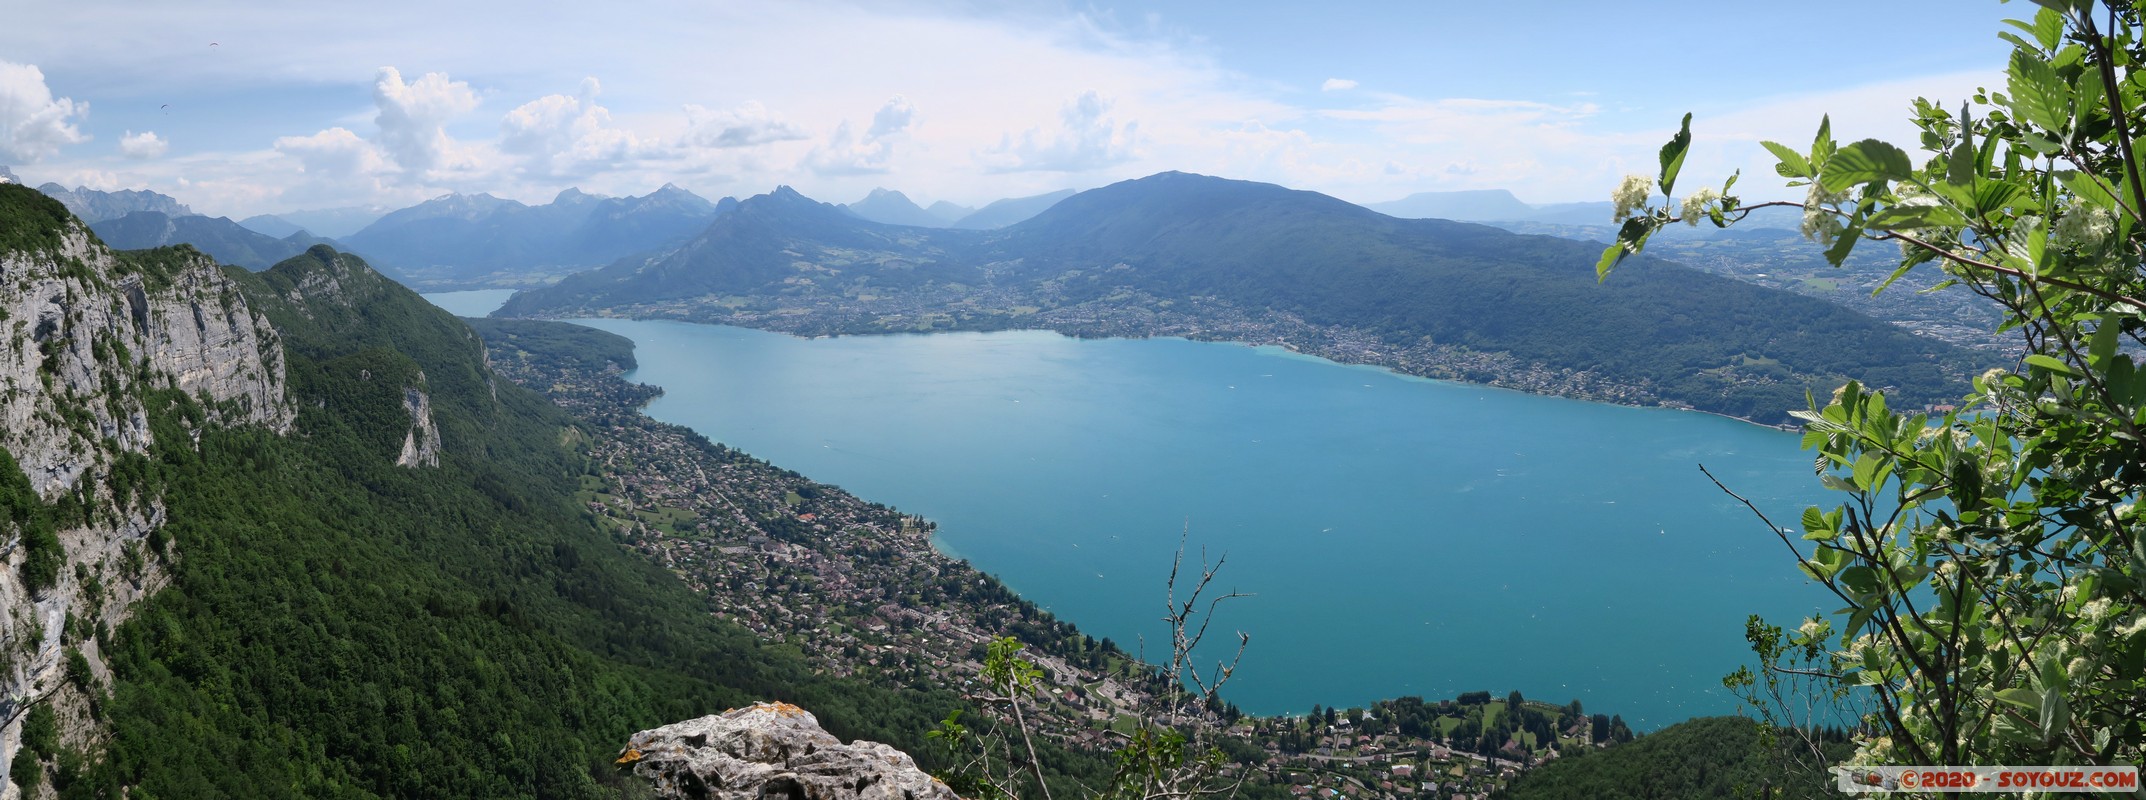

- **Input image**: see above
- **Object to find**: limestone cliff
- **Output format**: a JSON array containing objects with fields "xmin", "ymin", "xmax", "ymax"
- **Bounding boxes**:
[
  {"xmin": 0, "ymin": 186, "xmax": 293, "ymax": 796},
  {"xmin": 620, "ymin": 703, "xmax": 958, "ymax": 800}
]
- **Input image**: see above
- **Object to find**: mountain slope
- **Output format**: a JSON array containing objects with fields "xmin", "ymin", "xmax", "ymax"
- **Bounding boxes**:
[
  {"xmin": 236, "ymin": 213, "xmax": 306, "ymax": 238},
  {"xmin": 843, "ymin": 188, "xmax": 946, "ymax": 227},
  {"xmin": 35, "ymin": 183, "xmax": 194, "ymax": 223},
  {"xmin": 501, "ymin": 172, "xmax": 1982, "ymax": 424},
  {"xmin": 1364, "ymin": 188, "xmax": 1536, "ymax": 221},
  {"xmin": 1494, "ymin": 716, "xmax": 1848, "ymax": 800},
  {"xmin": 345, "ymin": 186, "xmax": 728, "ymax": 287},
  {"xmin": 949, "ymin": 189, "xmax": 1076, "ymax": 229},
  {"xmin": 91, "ymin": 210, "xmax": 340, "ymax": 269},
  {"xmin": 272, "ymin": 205, "xmax": 391, "ymax": 238},
  {"xmin": 925, "ymin": 199, "xmax": 973, "ymax": 223},
  {"xmin": 993, "ymin": 172, "xmax": 1980, "ymax": 420},
  {"xmin": 1, "ymin": 187, "xmax": 1093, "ymax": 796},
  {"xmin": 499, "ymin": 186, "xmax": 982, "ymax": 315}
]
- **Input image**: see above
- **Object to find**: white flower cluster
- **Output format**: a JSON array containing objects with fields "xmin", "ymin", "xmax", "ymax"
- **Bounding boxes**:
[
  {"xmin": 1679, "ymin": 188, "xmax": 1722, "ymax": 226},
  {"xmin": 2119, "ymin": 613, "xmax": 2146, "ymax": 638},
  {"xmin": 1797, "ymin": 616, "xmax": 1831, "ymax": 642},
  {"xmin": 2082, "ymin": 597, "xmax": 2113, "ymax": 622},
  {"xmin": 2053, "ymin": 205, "xmax": 2116, "ymax": 250},
  {"xmin": 1612, "ymin": 175, "xmax": 1655, "ymax": 222},
  {"xmin": 1800, "ymin": 182, "xmax": 1852, "ymax": 245}
]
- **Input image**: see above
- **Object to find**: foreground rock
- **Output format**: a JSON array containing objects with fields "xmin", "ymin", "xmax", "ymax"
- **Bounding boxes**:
[{"xmin": 620, "ymin": 703, "xmax": 957, "ymax": 800}]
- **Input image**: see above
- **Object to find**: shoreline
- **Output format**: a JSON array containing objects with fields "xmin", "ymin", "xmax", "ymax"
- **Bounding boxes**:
[{"xmin": 542, "ymin": 307, "xmax": 1807, "ymax": 433}]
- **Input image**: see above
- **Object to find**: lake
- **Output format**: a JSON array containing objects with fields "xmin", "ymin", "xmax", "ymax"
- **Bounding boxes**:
[{"xmin": 426, "ymin": 291, "xmax": 1833, "ymax": 728}]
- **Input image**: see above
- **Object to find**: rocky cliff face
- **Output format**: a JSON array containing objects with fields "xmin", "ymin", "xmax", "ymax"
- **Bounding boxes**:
[
  {"xmin": 620, "ymin": 703, "xmax": 958, "ymax": 800},
  {"xmin": 0, "ymin": 225, "xmax": 289, "ymax": 498},
  {"xmin": 0, "ymin": 189, "xmax": 293, "ymax": 795}
]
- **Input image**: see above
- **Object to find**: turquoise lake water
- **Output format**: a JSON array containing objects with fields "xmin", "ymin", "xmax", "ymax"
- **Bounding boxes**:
[
  {"xmin": 423, "ymin": 291, "xmax": 1836, "ymax": 728},
  {"xmin": 557, "ymin": 318, "xmax": 1839, "ymax": 729}
]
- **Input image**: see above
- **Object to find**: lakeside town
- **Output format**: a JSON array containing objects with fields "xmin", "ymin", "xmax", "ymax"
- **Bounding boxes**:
[{"xmin": 475, "ymin": 319, "xmax": 1644, "ymax": 800}]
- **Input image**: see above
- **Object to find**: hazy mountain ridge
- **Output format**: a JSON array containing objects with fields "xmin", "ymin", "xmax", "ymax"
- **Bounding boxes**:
[
  {"xmin": 497, "ymin": 171, "xmax": 1983, "ymax": 424},
  {"xmin": 345, "ymin": 185, "xmax": 733, "ymax": 288},
  {"xmin": 842, "ymin": 188, "xmax": 948, "ymax": 227},
  {"xmin": 90, "ymin": 210, "xmax": 343, "ymax": 270},
  {"xmin": 34, "ymin": 182, "xmax": 195, "ymax": 223},
  {"xmin": 949, "ymin": 188, "xmax": 1076, "ymax": 229}
]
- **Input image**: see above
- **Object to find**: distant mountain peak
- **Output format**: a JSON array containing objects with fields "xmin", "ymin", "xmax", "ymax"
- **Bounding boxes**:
[{"xmin": 35, "ymin": 182, "xmax": 196, "ymax": 223}]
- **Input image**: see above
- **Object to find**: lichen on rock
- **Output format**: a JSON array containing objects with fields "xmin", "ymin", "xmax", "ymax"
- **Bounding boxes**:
[{"xmin": 621, "ymin": 702, "xmax": 959, "ymax": 800}]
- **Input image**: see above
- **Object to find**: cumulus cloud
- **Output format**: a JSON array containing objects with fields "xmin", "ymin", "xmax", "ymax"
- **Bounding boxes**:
[
  {"xmin": 681, "ymin": 101, "xmax": 809, "ymax": 148},
  {"xmin": 371, "ymin": 66, "xmax": 479, "ymax": 176},
  {"xmin": 0, "ymin": 61, "xmax": 89, "ymax": 163},
  {"xmin": 1320, "ymin": 78, "xmax": 1358, "ymax": 92},
  {"xmin": 274, "ymin": 126, "xmax": 386, "ymax": 177},
  {"xmin": 500, "ymin": 77, "xmax": 655, "ymax": 178},
  {"xmin": 118, "ymin": 130, "xmax": 167, "ymax": 159},
  {"xmin": 806, "ymin": 95, "xmax": 915, "ymax": 176},
  {"xmin": 979, "ymin": 90, "xmax": 1138, "ymax": 173}
]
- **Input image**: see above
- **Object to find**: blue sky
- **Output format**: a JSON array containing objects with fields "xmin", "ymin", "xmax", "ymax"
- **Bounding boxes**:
[{"xmin": 1, "ymin": 1, "xmax": 2019, "ymax": 217}]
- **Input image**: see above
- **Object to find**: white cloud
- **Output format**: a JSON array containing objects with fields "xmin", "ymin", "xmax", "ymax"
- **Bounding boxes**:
[
  {"xmin": 274, "ymin": 126, "xmax": 384, "ymax": 177},
  {"xmin": 682, "ymin": 101, "xmax": 809, "ymax": 148},
  {"xmin": 500, "ymin": 77, "xmax": 658, "ymax": 179},
  {"xmin": 118, "ymin": 130, "xmax": 167, "ymax": 159},
  {"xmin": 980, "ymin": 90, "xmax": 1139, "ymax": 173},
  {"xmin": 1320, "ymin": 78, "xmax": 1357, "ymax": 92},
  {"xmin": 0, "ymin": 61, "xmax": 88, "ymax": 163},
  {"xmin": 371, "ymin": 66, "xmax": 479, "ymax": 177},
  {"xmin": 867, "ymin": 95, "xmax": 916, "ymax": 140},
  {"xmin": 806, "ymin": 95, "xmax": 915, "ymax": 176}
]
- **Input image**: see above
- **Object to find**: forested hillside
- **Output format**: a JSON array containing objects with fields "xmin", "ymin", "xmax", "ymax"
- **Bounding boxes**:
[{"xmin": 0, "ymin": 188, "xmax": 1108, "ymax": 796}]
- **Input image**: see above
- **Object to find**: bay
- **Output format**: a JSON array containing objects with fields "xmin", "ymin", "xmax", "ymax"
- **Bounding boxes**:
[{"xmin": 548, "ymin": 317, "xmax": 1835, "ymax": 729}]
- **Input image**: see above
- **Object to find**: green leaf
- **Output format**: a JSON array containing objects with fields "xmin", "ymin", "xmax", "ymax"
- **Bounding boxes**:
[
  {"xmin": 1761, "ymin": 141, "xmax": 1812, "ymax": 179},
  {"xmin": 1597, "ymin": 217, "xmax": 1653, "ymax": 281},
  {"xmin": 1824, "ymin": 215, "xmax": 1864, "ymax": 267},
  {"xmin": 2025, "ymin": 353, "xmax": 2077, "ymax": 376},
  {"xmin": 1971, "ymin": 180, "xmax": 2026, "ymax": 220},
  {"xmin": 1595, "ymin": 243, "xmax": 1623, "ymax": 282},
  {"xmin": 1995, "ymin": 687, "xmax": 2042, "ymax": 710},
  {"xmin": 2090, "ymin": 319, "xmax": 2120, "ymax": 366},
  {"xmin": 1947, "ymin": 140, "xmax": 1976, "ymax": 187},
  {"xmin": 1658, "ymin": 113, "xmax": 1692, "ymax": 197},
  {"xmin": 1873, "ymin": 261, "xmax": 1918, "ymax": 296},
  {"xmin": 2006, "ymin": 48, "xmax": 2069, "ymax": 133},
  {"xmin": 1819, "ymin": 140, "xmax": 1915, "ymax": 193},
  {"xmin": 2040, "ymin": 688, "xmax": 2070, "ymax": 743},
  {"xmin": 1811, "ymin": 115, "xmax": 1836, "ymax": 170},
  {"xmin": 1865, "ymin": 203, "xmax": 1967, "ymax": 231}
]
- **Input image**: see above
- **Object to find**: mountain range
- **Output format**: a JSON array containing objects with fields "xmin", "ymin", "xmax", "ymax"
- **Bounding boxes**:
[
  {"xmin": 90, "ymin": 210, "xmax": 343, "ymax": 270},
  {"xmin": 340, "ymin": 184, "xmax": 734, "ymax": 287},
  {"xmin": 840, "ymin": 187, "xmax": 1074, "ymax": 229},
  {"xmin": 242, "ymin": 204, "xmax": 393, "ymax": 238},
  {"xmin": 34, "ymin": 182, "xmax": 196, "ymax": 222},
  {"xmin": 500, "ymin": 171, "xmax": 1983, "ymax": 424}
]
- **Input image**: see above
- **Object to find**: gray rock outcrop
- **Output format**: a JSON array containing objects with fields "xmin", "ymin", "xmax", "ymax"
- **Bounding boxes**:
[
  {"xmin": 0, "ymin": 224, "xmax": 290, "ymax": 498},
  {"xmin": 395, "ymin": 381, "xmax": 440, "ymax": 468},
  {"xmin": 620, "ymin": 702, "xmax": 959, "ymax": 800}
]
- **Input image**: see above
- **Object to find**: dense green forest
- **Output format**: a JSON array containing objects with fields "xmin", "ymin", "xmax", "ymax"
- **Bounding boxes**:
[
  {"xmin": 0, "ymin": 233, "xmax": 1110, "ymax": 797},
  {"xmin": 1493, "ymin": 717, "xmax": 1850, "ymax": 800}
]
